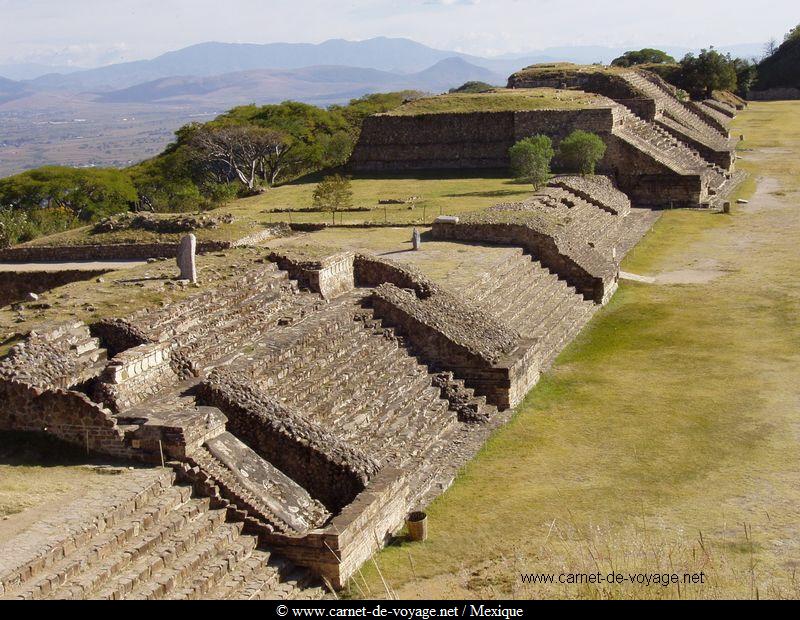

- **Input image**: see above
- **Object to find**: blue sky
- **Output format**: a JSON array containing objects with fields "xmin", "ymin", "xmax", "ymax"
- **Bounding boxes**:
[{"xmin": 0, "ymin": 0, "xmax": 796, "ymax": 66}]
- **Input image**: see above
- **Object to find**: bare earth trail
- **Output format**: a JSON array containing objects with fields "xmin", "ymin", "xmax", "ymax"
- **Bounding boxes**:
[{"xmin": 359, "ymin": 102, "xmax": 800, "ymax": 599}]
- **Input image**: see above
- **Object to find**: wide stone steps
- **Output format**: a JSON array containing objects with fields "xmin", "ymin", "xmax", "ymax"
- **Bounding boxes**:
[
  {"xmin": 538, "ymin": 302, "xmax": 597, "ymax": 369},
  {"xmin": 89, "ymin": 500, "xmax": 233, "ymax": 599},
  {"xmin": 5, "ymin": 483, "xmax": 193, "ymax": 600},
  {"xmin": 142, "ymin": 268, "xmax": 290, "ymax": 337},
  {"xmin": 621, "ymin": 71, "xmax": 724, "ymax": 140},
  {"xmin": 42, "ymin": 491, "xmax": 206, "ymax": 600},
  {"xmin": 303, "ymin": 340, "xmax": 419, "ymax": 425},
  {"xmin": 617, "ymin": 111, "xmax": 727, "ymax": 190},
  {"xmin": 2, "ymin": 470, "xmax": 323, "ymax": 601}
]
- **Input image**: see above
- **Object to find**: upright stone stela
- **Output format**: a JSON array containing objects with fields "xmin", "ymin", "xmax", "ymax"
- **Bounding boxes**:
[
  {"xmin": 412, "ymin": 228, "xmax": 421, "ymax": 251},
  {"xmin": 177, "ymin": 234, "xmax": 197, "ymax": 283}
]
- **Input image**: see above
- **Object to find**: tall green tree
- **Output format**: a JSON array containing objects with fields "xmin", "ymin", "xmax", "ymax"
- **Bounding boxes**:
[
  {"xmin": 680, "ymin": 49, "xmax": 738, "ymax": 97},
  {"xmin": 0, "ymin": 166, "xmax": 137, "ymax": 221},
  {"xmin": 611, "ymin": 49, "xmax": 676, "ymax": 68}
]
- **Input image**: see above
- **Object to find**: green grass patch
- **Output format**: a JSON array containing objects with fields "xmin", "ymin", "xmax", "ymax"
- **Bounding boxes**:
[
  {"xmin": 386, "ymin": 88, "xmax": 609, "ymax": 116},
  {"xmin": 353, "ymin": 101, "xmax": 800, "ymax": 600}
]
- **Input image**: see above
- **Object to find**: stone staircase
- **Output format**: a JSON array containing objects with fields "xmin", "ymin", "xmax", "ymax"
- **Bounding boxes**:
[
  {"xmin": 615, "ymin": 108, "xmax": 728, "ymax": 191},
  {"xmin": 233, "ymin": 293, "xmax": 463, "ymax": 471},
  {"xmin": 0, "ymin": 470, "xmax": 324, "ymax": 601},
  {"xmin": 464, "ymin": 250, "xmax": 598, "ymax": 369},
  {"xmin": 620, "ymin": 70, "xmax": 728, "ymax": 142}
]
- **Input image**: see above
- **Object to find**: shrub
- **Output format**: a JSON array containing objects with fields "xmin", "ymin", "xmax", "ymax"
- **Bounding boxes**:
[
  {"xmin": 559, "ymin": 130, "xmax": 607, "ymax": 175},
  {"xmin": 508, "ymin": 135, "xmax": 555, "ymax": 188}
]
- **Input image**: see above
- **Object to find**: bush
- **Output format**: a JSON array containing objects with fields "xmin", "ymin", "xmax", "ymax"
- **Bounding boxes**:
[
  {"xmin": 508, "ymin": 135, "xmax": 555, "ymax": 188},
  {"xmin": 559, "ymin": 131, "xmax": 607, "ymax": 175}
]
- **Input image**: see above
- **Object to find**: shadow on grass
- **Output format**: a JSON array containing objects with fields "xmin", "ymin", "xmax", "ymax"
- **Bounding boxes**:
[
  {"xmin": 0, "ymin": 431, "xmax": 123, "ymax": 468},
  {"xmin": 442, "ymin": 189, "xmax": 530, "ymax": 199}
]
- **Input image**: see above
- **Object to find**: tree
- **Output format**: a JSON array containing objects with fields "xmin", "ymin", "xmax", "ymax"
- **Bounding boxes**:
[
  {"xmin": 679, "ymin": 49, "xmax": 738, "ymax": 97},
  {"xmin": 732, "ymin": 58, "xmax": 758, "ymax": 97},
  {"xmin": 763, "ymin": 38, "xmax": 779, "ymax": 60},
  {"xmin": 312, "ymin": 175, "xmax": 353, "ymax": 224},
  {"xmin": 559, "ymin": 131, "xmax": 607, "ymax": 175},
  {"xmin": 508, "ymin": 135, "xmax": 554, "ymax": 188},
  {"xmin": 186, "ymin": 124, "xmax": 288, "ymax": 192},
  {"xmin": 0, "ymin": 166, "xmax": 137, "ymax": 221},
  {"xmin": 611, "ymin": 48, "xmax": 676, "ymax": 68}
]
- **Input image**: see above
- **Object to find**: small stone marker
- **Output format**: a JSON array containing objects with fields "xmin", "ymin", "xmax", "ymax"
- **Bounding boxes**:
[
  {"xmin": 177, "ymin": 233, "xmax": 197, "ymax": 283},
  {"xmin": 737, "ymin": 199, "xmax": 749, "ymax": 205},
  {"xmin": 435, "ymin": 215, "xmax": 460, "ymax": 224},
  {"xmin": 723, "ymin": 201, "xmax": 731, "ymax": 214},
  {"xmin": 412, "ymin": 227, "xmax": 421, "ymax": 251}
]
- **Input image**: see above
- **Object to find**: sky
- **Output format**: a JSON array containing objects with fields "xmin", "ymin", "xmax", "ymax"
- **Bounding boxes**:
[{"xmin": 0, "ymin": 0, "xmax": 796, "ymax": 67}]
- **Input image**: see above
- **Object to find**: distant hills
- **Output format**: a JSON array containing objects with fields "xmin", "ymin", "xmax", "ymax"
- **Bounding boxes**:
[
  {"xmin": 1, "ymin": 37, "xmax": 767, "ymax": 90},
  {"xmin": 94, "ymin": 58, "xmax": 504, "ymax": 107},
  {"xmin": 0, "ymin": 36, "xmax": 769, "ymax": 177}
]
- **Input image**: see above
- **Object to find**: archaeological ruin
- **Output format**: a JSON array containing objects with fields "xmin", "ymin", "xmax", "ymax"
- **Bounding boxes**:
[{"xmin": 0, "ymin": 65, "xmax": 746, "ymax": 600}]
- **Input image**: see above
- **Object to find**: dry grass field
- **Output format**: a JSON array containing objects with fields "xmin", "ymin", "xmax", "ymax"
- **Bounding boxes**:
[
  {"xmin": 350, "ymin": 101, "xmax": 800, "ymax": 599},
  {"xmin": 24, "ymin": 171, "xmax": 530, "ymax": 247}
]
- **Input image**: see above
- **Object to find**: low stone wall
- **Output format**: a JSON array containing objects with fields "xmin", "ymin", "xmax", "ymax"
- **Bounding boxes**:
[
  {"xmin": 0, "ymin": 269, "xmax": 109, "ymax": 308},
  {"xmin": 262, "ymin": 467, "xmax": 409, "ymax": 590},
  {"xmin": 268, "ymin": 251, "xmax": 355, "ymax": 300},
  {"xmin": 370, "ymin": 283, "xmax": 518, "ymax": 367},
  {"xmin": 353, "ymin": 255, "xmax": 538, "ymax": 410},
  {"xmin": 0, "ymin": 378, "xmax": 129, "ymax": 458},
  {"xmin": 748, "ymin": 87, "xmax": 800, "ymax": 101},
  {"xmin": 0, "ymin": 241, "xmax": 232, "ymax": 263},
  {"xmin": 197, "ymin": 369, "xmax": 379, "ymax": 512},
  {"xmin": 353, "ymin": 253, "xmax": 439, "ymax": 298}
]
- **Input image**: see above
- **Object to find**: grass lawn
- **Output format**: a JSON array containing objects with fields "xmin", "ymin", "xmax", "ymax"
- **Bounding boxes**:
[
  {"xmin": 385, "ymin": 88, "xmax": 608, "ymax": 115},
  {"xmin": 352, "ymin": 101, "xmax": 800, "ymax": 599},
  {"xmin": 23, "ymin": 172, "xmax": 532, "ymax": 247}
]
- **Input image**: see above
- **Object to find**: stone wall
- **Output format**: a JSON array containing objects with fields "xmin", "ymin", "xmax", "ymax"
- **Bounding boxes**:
[
  {"xmin": 350, "ymin": 108, "xmax": 617, "ymax": 172},
  {"xmin": 0, "ymin": 241, "xmax": 231, "ymax": 263},
  {"xmin": 352, "ymin": 255, "xmax": 539, "ymax": 410},
  {"xmin": 748, "ymin": 88, "xmax": 800, "ymax": 101},
  {"xmin": 349, "ymin": 105, "xmax": 720, "ymax": 208},
  {"xmin": 268, "ymin": 251, "xmax": 355, "ymax": 300},
  {"xmin": 93, "ymin": 341, "xmax": 177, "ymax": 412},
  {"xmin": 197, "ymin": 369, "xmax": 379, "ymax": 512},
  {"xmin": 0, "ymin": 269, "xmax": 108, "ymax": 308},
  {"xmin": 262, "ymin": 467, "xmax": 409, "ymax": 590},
  {"xmin": 0, "ymin": 378, "xmax": 129, "ymax": 458}
]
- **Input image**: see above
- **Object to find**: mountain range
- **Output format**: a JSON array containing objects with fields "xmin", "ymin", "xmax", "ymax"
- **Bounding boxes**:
[
  {"xmin": 2, "ymin": 37, "xmax": 766, "ymax": 96},
  {"xmin": 0, "ymin": 37, "xmax": 766, "ymax": 177}
]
